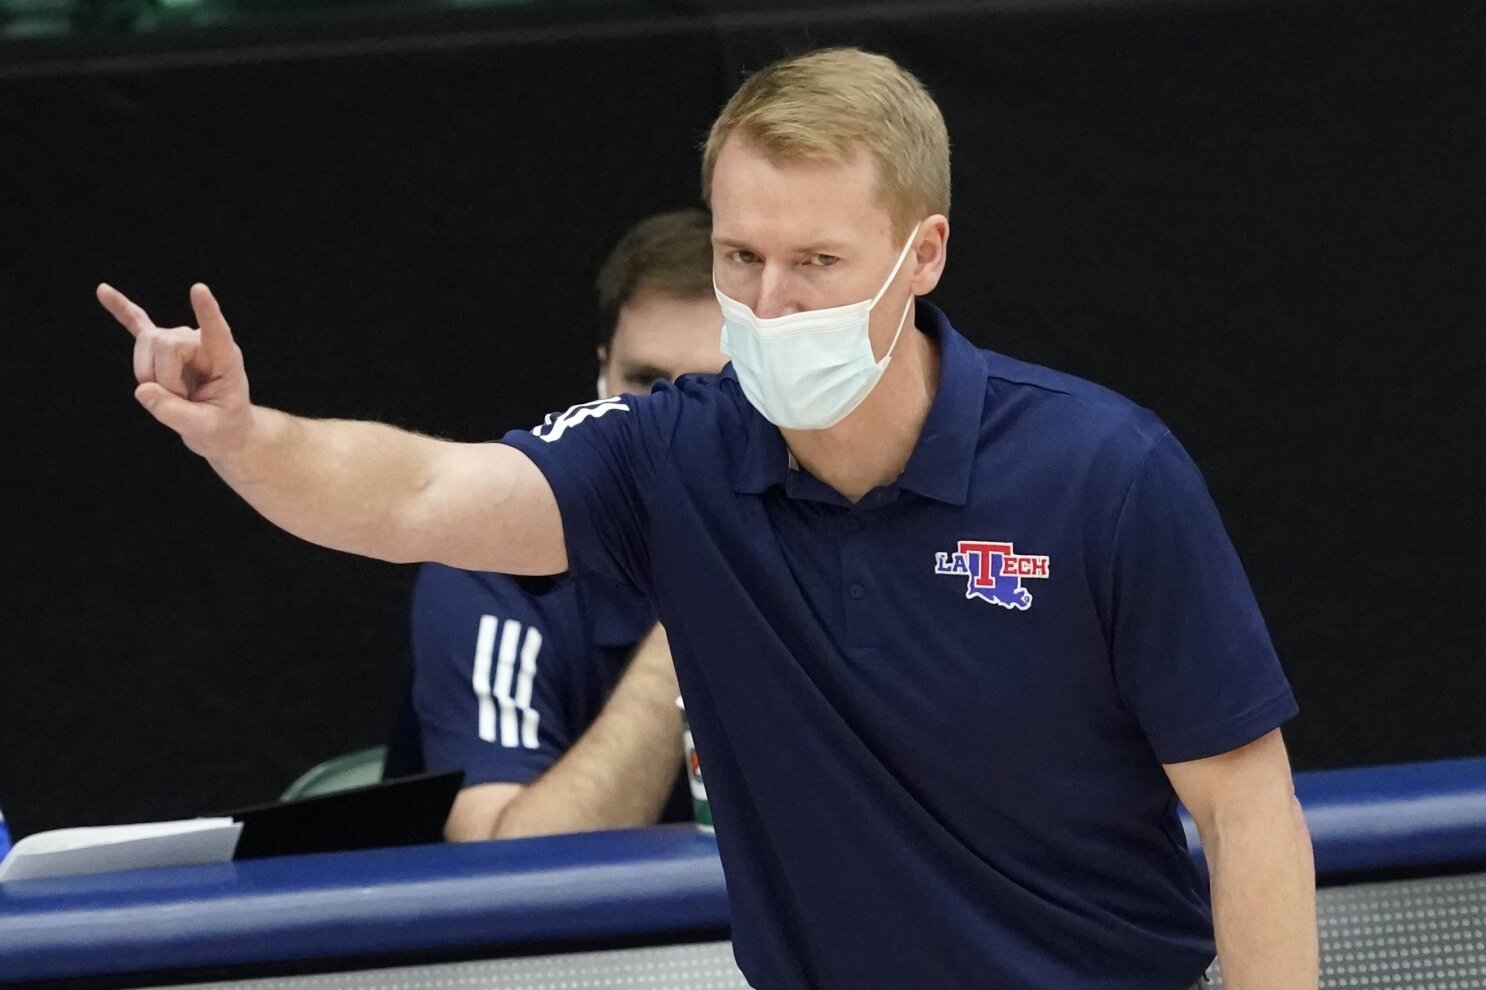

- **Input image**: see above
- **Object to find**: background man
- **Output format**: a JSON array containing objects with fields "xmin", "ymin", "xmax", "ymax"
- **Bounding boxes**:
[
  {"xmin": 101, "ymin": 47, "xmax": 1315, "ymax": 990},
  {"xmin": 398, "ymin": 208, "xmax": 726, "ymax": 840}
]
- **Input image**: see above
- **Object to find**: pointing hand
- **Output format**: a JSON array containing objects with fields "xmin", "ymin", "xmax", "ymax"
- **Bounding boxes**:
[{"xmin": 99, "ymin": 282, "xmax": 254, "ymax": 459}]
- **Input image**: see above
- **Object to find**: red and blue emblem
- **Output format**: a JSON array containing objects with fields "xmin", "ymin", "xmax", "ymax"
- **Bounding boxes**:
[{"xmin": 934, "ymin": 540, "xmax": 1050, "ymax": 610}]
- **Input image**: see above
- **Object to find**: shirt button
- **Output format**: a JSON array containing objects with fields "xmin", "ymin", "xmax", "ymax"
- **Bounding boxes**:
[
  {"xmin": 849, "ymin": 583, "xmax": 865, "ymax": 600},
  {"xmin": 845, "ymin": 518, "xmax": 860, "ymax": 533}
]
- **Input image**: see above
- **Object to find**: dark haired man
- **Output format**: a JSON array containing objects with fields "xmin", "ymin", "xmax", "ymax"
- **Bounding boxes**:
[{"xmin": 404, "ymin": 208, "xmax": 725, "ymax": 840}]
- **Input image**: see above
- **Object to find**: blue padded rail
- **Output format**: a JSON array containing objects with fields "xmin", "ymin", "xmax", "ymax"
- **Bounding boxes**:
[
  {"xmin": 0, "ymin": 826, "xmax": 728, "ymax": 983},
  {"xmin": 1180, "ymin": 756, "xmax": 1486, "ymax": 877},
  {"xmin": 1, "ymin": 757, "xmax": 1483, "ymax": 983}
]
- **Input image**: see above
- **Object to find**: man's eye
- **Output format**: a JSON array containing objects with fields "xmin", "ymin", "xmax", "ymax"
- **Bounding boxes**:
[
  {"xmin": 733, "ymin": 250, "xmax": 760, "ymax": 265},
  {"xmin": 810, "ymin": 254, "xmax": 840, "ymax": 267}
]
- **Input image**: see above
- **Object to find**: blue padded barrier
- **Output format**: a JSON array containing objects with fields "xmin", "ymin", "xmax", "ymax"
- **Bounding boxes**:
[
  {"xmin": 1180, "ymin": 755, "xmax": 1486, "ymax": 878},
  {"xmin": 0, "ymin": 827, "xmax": 728, "ymax": 983},
  {"xmin": 1, "ymin": 757, "xmax": 1482, "ymax": 983}
]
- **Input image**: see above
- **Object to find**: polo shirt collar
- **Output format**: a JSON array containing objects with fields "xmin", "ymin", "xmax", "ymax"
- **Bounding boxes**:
[
  {"xmin": 730, "ymin": 301, "xmax": 985, "ymax": 507},
  {"xmin": 730, "ymin": 379, "xmax": 792, "ymax": 494},
  {"xmin": 893, "ymin": 302, "xmax": 983, "ymax": 506}
]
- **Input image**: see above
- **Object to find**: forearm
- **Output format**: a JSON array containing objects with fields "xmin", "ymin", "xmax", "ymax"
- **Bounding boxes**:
[
  {"xmin": 204, "ymin": 406, "xmax": 448, "ymax": 562},
  {"xmin": 105, "ymin": 283, "xmax": 562, "ymax": 572},
  {"xmin": 494, "ymin": 625, "xmax": 683, "ymax": 838},
  {"xmin": 1206, "ymin": 796, "xmax": 1318, "ymax": 989}
]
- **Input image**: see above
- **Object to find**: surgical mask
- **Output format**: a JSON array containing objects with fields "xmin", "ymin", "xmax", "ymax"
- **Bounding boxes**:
[{"xmin": 717, "ymin": 229, "xmax": 919, "ymax": 430}]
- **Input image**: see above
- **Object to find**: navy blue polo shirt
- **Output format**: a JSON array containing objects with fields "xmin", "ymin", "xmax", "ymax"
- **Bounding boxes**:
[
  {"xmin": 408, "ymin": 563, "xmax": 691, "ymax": 822},
  {"xmin": 501, "ymin": 302, "xmax": 1297, "ymax": 990}
]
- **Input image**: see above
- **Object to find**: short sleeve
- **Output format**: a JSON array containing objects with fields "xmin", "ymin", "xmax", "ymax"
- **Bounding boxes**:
[
  {"xmin": 1109, "ymin": 431, "xmax": 1299, "ymax": 764},
  {"xmin": 409, "ymin": 563, "xmax": 579, "ymax": 786},
  {"xmin": 500, "ymin": 389, "xmax": 681, "ymax": 594}
]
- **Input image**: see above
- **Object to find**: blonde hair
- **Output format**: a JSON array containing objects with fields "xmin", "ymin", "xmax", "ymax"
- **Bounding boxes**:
[{"xmin": 701, "ymin": 48, "xmax": 950, "ymax": 240}]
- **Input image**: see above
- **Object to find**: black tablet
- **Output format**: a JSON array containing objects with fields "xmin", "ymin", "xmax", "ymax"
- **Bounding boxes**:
[{"xmin": 220, "ymin": 769, "xmax": 465, "ymax": 860}]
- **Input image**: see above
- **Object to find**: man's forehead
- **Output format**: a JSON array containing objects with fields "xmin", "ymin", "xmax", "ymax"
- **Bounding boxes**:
[
  {"xmin": 609, "ymin": 294, "xmax": 727, "ymax": 378},
  {"xmin": 709, "ymin": 134, "xmax": 890, "ymax": 243},
  {"xmin": 613, "ymin": 292, "xmax": 722, "ymax": 346}
]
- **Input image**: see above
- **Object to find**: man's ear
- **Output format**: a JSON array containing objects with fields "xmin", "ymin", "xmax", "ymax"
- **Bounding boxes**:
[
  {"xmin": 909, "ymin": 215, "xmax": 950, "ymax": 297},
  {"xmin": 595, "ymin": 346, "xmax": 610, "ymax": 400}
]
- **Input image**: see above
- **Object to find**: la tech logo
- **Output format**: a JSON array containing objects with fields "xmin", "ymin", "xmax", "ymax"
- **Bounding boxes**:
[{"xmin": 934, "ymin": 540, "xmax": 1050, "ymax": 611}]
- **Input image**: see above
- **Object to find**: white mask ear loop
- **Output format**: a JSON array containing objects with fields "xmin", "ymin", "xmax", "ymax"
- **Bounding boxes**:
[
  {"xmin": 878, "ymin": 293, "xmax": 915, "ymax": 369},
  {"xmin": 873, "ymin": 230, "xmax": 921, "ymax": 367},
  {"xmin": 867, "ymin": 228, "xmax": 922, "ymax": 308}
]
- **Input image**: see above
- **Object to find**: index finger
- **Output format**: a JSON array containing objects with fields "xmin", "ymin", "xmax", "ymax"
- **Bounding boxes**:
[
  {"xmin": 189, "ymin": 283, "xmax": 236, "ymax": 362},
  {"xmin": 97, "ymin": 283, "xmax": 156, "ymax": 339}
]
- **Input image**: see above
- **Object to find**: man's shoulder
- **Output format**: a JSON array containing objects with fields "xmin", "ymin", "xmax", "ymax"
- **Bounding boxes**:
[
  {"xmin": 654, "ymin": 368, "xmax": 749, "ymax": 420},
  {"xmin": 631, "ymin": 370, "xmax": 755, "ymax": 457},
  {"xmin": 975, "ymin": 347, "xmax": 1170, "ymax": 460},
  {"xmin": 520, "ymin": 372, "xmax": 746, "ymax": 456}
]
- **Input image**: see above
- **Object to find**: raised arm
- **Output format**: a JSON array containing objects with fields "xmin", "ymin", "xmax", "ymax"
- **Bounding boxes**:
[{"xmin": 100, "ymin": 283, "xmax": 566, "ymax": 574}]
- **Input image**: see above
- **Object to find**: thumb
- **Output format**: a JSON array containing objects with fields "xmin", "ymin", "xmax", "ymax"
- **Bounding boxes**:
[{"xmin": 135, "ymin": 382, "xmax": 218, "ymax": 439}]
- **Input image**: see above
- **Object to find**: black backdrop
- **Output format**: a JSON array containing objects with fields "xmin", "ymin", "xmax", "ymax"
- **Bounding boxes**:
[{"xmin": 2, "ymin": 0, "xmax": 1482, "ymax": 839}]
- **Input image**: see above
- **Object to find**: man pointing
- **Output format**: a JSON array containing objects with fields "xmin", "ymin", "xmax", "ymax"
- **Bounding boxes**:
[{"xmin": 101, "ymin": 47, "xmax": 1315, "ymax": 990}]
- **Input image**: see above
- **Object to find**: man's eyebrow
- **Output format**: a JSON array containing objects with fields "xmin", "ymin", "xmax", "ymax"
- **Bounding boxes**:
[{"xmin": 617, "ymin": 362, "xmax": 672, "ymax": 383}]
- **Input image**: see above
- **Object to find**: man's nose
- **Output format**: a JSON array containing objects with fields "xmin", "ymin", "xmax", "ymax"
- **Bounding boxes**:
[{"xmin": 752, "ymin": 264, "xmax": 799, "ymax": 320}]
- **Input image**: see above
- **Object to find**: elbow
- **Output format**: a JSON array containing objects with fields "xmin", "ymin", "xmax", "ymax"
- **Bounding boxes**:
[
  {"xmin": 487, "ymin": 806, "xmax": 522, "ymax": 840},
  {"xmin": 486, "ymin": 792, "xmax": 554, "ymax": 840},
  {"xmin": 488, "ymin": 806, "xmax": 560, "ymax": 841},
  {"xmin": 1201, "ymin": 789, "xmax": 1312, "ymax": 865},
  {"xmin": 381, "ymin": 442, "xmax": 460, "ymax": 565}
]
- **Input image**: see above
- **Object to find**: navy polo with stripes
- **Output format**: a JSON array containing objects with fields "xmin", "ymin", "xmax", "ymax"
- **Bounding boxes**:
[{"xmin": 407, "ymin": 564, "xmax": 692, "ymax": 819}]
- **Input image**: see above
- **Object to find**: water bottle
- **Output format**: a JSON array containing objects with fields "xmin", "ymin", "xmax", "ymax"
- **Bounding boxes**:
[{"xmin": 676, "ymin": 695, "xmax": 712, "ymax": 835}]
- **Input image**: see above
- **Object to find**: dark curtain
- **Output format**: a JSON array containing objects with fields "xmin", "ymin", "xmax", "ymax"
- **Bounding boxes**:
[{"xmin": 2, "ymin": 0, "xmax": 1481, "ymax": 837}]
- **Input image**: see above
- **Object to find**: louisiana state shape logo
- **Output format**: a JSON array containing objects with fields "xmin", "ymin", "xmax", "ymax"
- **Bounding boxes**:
[{"xmin": 934, "ymin": 540, "xmax": 1050, "ymax": 610}]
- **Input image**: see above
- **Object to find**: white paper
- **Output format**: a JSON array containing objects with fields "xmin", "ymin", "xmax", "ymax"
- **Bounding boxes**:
[{"xmin": 0, "ymin": 817, "xmax": 242, "ymax": 882}]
